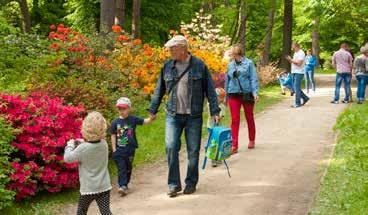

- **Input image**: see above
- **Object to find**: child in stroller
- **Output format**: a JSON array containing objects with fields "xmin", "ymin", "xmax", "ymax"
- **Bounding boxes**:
[{"xmin": 277, "ymin": 71, "xmax": 294, "ymax": 96}]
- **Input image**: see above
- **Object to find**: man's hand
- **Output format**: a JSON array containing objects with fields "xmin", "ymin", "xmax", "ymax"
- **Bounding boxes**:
[
  {"xmin": 254, "ymin": 95, "xmax": 259, "ymax": 103},
  {"xmin": 149, "ymin": 113, "xmax": 157, "ymax": 121}
]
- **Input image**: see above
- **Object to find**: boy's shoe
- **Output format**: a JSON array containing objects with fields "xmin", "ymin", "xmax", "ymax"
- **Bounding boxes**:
[
  {"xmin": 211, "ymin": 160, "xmax": 222, "ymax": 167},
  {"xmin": 183, "ymin": 186, "xmax": 196, "ymax": 195},
  {"xmin": 330, "ymin": 100, "xmax": 339, "ymax": 104},
  {"xmin": 291, "ymin": 105, "xmax": 301, "ymax": 108},
  {"xmin": 118, "ymin": 186, "xmax": 128, "ymax": 196},
  {"xmin": 167, "ymin": 186, "xmax": 182, "ymax": 198},
  {"xmin": 248, "ymin": 141, "xmax": 255, "ymax": 149}
]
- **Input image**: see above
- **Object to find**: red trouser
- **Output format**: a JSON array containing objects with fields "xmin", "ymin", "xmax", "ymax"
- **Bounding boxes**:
[{"xmin": 228, "ymin": 96, "xmax": 256, "ymax": 149}]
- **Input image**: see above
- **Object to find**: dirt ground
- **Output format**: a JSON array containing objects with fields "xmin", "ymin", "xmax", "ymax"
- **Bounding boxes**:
[{"xmin": 63, "ymin": 75, "xmax": 348, "ymax": 215}]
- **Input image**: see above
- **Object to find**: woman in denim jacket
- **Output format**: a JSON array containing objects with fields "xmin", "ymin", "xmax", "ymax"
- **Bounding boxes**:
[{"xmin": 225, "ymin": 44, "xmax": 259, "ymax": 154}]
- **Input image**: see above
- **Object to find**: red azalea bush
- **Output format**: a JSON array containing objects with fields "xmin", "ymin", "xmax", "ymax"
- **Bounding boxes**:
[{"xmin": 0, "ymin": 93, "xmax": 85, "ymax": 200}]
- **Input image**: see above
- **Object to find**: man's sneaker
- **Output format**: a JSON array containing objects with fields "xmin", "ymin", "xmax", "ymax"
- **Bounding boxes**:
[
  {"xmin": 291, "ymin": 104, "xmax": 301, "ymax": 108},
  {"xmin": 302, "ymin": 98, "xmax": 310, "ymax": 106},
  {"xmin": 167, "ymin": 186, "xmax": 182, "ymax": 198},
  {"xmin": 357, "ymin": 101, "xmax": 363, "ymax": 104},
  {"xmin": 118, "ymin": 186, "xmax": 128, "ymax": 196},
  {"xmin": 330, "ymin": 100, "xmax": 339, "ymax": 104},
  {"xmin": 183, "ymin": 186, "xmax": 196, "ymax": 195},
  {"xmin": 341, "ymin": 100, "xmax": 349, "ymax": 104}
]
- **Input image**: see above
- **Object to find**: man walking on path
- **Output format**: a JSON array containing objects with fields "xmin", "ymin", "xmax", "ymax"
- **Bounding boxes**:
[
  {"xmin": 148, "ymin": 35, "xmax": 221, "ymax": 198},
  {"xmin": 287, "ymin": 42, "xmax": 309, "ymax": 108},
  {"xmin": 331, "ymin": 43, "xmax": 353, "ymax": 104}
]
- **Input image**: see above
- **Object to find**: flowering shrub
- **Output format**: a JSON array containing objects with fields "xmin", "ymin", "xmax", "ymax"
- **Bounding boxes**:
[
  {"xmin": 0, "ymin": 93, "xmax": 85, "ymax": 200},
  {"xmin": 257, "ymin": 63, "xmax": 280, "ymax": 87},
  {"xmin": 0, "ymin": 117, "xmax": 16, "ymax": 209}
]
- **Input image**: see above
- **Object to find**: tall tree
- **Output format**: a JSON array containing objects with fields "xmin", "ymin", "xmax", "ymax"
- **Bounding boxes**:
[
  {"xmin": 237, "ymin": 0, "xmax": 247, "ymax": 54},
  {"xmin": 281, "ymin": 0, "xmax": 292, "ymax": 71},
  {"xmin": 17, "ymin": 0, "xmax": 31, "ymax": 33},
  {"xmin": 132, "ymin": 0, "xmax": 141, "ymax": 38},
  {"xmin": 115, "ymin": 0, "xmax": 126, "ymax": 27},
  {"xmin": 100, "ymin": 0, "xmax": 115, "ymax": 33},
  {"xmin": 311, "ymin": 18, "xmax": 320, "ymax": 66},
  {"xmin": 260, "ymin": 0, "xmax": 276, "ymax": 65}
]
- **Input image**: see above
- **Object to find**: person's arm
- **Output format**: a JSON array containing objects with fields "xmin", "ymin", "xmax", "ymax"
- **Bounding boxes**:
[
  {"xmin": 349, "ymin": 54, "xmax": 353, "ymax": 73},
  {"xmin": 111, "ymin": 135, "xmax": 117, "ymax": 152},
  {"xmin": 204, "ymin": 65, "xmax": 221, "ymax": 117},
  {"xmin": 64, "ymin": 140, "xmax": 84, "ymax": 163},
  {"xmin": 143, "ymin": 115, "xmax": 155, "ymax": 125},
  {"xmin": 249, "ymin": 61, "xmax": 259, "ymax": 102},
  {"xmin": 148, "ymin": 67, "xmax": 166, "ymax": 116},
  {"xmin": 109, "ymin": 121, "xmax": 117, "ymax": 152},
  {"xmin": 224, "ymin": 65, "xmax": 231, "ymax": 105},
  {"xmin": 332, "ymin": 53, "xmax": 336, "ymax": 69}
]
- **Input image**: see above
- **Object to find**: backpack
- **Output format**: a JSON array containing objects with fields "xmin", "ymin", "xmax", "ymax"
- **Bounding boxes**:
[{"xmin": 202, "ymin": 125, "xmax": 232, "ymax": 177}]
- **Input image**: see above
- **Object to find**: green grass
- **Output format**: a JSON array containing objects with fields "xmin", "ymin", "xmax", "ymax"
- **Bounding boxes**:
[
  {"xmin": 0, "ymin": 84, "xmax": 285, "ymax": 215},
  {"xmin": 316, "ymin": 68, "xmax": 336, "ymax": 74},
  {"xmin": 310, "ymin": 103, "xmax": 368, "ymax": 215}
]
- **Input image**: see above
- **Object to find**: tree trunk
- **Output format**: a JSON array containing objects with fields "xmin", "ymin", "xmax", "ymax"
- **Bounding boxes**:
[
  {"xmin": 230, "ymin": 0, "xmax": 242, "ymax": 44},
  {"xmin": 132, "ymin": 0, "xmax": 141, "ymax": 39},
  {"xmin": 281, "ymin": 0, "xmax": 293, "ymax": 72},
  {"xmin": 261, "ymin": 0, "xmax": 276, "ymax": 66},
  {"xmin": 224, "ymin": 0, "xmax": 230, "ymax": 7},
  {"xmin": 237, "ymin": 1, "xmax": 247, "ymax": 55},
  {"xmin": 100, "ymin": 0, "xmax": 115, "ymax": 33},
  {"xmin": 312, "ymin": 18, "xmax": 320, "ymax": 67},
  {"xmin": 115, "ymin": 0, "xmax": 126, "ymax": 27},
  {"xmin": 18, "ymin": 0, "xmax": 31, "ymax": 33}
]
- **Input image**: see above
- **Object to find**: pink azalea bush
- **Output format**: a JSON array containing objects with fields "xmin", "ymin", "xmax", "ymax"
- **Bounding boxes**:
[{"xmin": 0, "ymin": 93, "xmax": 85, "ymax": 200}]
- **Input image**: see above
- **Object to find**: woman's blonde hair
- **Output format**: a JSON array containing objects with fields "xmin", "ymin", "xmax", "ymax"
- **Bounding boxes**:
[
  {"xmin": 231, "ymin": 43, "xmax": 244, "ymax": 57},
  {"xmin": 81, "ymin": 111, "xmax": 107, "ymax": 142}
]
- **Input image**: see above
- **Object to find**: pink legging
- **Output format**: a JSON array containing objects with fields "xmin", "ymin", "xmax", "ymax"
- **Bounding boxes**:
[{"xmin": 228, "ymin": 96, "xmax": 256, "ymax": 149}]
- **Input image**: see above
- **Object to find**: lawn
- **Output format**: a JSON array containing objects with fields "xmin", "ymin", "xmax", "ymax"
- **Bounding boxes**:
[
  {"xmin": 0, "ymin": 84, "xmax": 285, "ymax": 215},
  {"xmin": 310, "ymin": 102, "xmax": 368, "ymax": 215}
]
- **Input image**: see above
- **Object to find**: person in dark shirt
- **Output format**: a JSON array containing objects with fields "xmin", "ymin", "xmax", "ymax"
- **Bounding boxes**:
[{"xmin": 110, "ymin": 97, "xmax": 154, "ymax": 196}]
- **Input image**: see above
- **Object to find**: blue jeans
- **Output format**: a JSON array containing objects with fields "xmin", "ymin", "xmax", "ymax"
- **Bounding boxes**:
[
  {"xmin": 333, "ymin": 73, "xmax": 352, "ymax": 102},
  {"xmin": 293, "ymin": 73, "xmax": 309, "ymax": 106},
  {"xmin": 305, "ymin": 68, "xmax": 315, "ymax": 92},
  {"xmin": 113, "ymin": 149, "xmax": 135, "ymax": 187},
  {"xmin": 356, "ymin": 75, "xmax": 368, "ymax": 101},
  {"xmin": 165, "ymin": 114, "xmax": 203, "ymax": 189}
]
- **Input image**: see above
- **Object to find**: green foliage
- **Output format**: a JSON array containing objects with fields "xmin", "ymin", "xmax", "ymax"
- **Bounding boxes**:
[
  {"xmin": 0, "ymin": 34, "xmax": 51, "ymax": 93},
  {"xmin": 65, "ymin": 0, "xmax": 100, "ymax": 33},
  {"xmin": 311, "ymin": 103, "xmax": 368, "ymax": 214},
  {"xmin": 0, "ymin": 12, "xmax": 19, "ymax": 35},
  {"xmin": 0, "ymin": 117, "xmax": 16, "ymax": 210}
]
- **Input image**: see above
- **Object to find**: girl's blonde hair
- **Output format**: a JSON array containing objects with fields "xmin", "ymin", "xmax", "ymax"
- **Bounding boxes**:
[
  {"xmin": 231, "ymin": 44, "xmax": 244, "ymax": 57},
  {"xmin": 81, "ymin": 111, "xmax": 107, "ymax": 142}
]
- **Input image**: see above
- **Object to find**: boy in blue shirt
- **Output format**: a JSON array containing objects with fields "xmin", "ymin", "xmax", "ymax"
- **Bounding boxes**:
[{"xmin": 110, "ymin": 97, "xmax": 154, "ymax": 196}]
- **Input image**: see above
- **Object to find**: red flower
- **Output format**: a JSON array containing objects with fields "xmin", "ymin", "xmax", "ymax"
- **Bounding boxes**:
[
  {"xmin": 133, "ymin": 39, "xmax": 142, "ymax": 46},
  {"xmin": 50, "ymin": 24, "xmax": 56, "ymax": 30},
  {"xmin": 118, "ymin": 35, "xmax": 129, "ymax": 42},
  {"xmin": 112, "ymin": 25, "xmax": 122, "ymax": 33},
  {"xmin": 49, "ymin": 43, "xmax": 61, "ymax": 51}
]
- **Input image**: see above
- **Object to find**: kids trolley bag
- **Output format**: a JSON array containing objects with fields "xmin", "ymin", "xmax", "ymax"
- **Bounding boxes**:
[{"xmin": 202, "ymin": 125, "xmax": 232, "ymax": 177}]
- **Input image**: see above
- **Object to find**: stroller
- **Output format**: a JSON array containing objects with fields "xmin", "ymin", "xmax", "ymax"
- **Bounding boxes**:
[{"xmin": 277, "ymin": 72, "xmax": 294, "ymax": 96}]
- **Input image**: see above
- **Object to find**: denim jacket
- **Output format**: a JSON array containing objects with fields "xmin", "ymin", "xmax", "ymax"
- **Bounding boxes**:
[
  {"xmin": 225, "ymin": 57, "xmax": 259, "ymax": 96},
  {"xmin": 148, "ymin": 55, "xmax": 221, "ymax": 117}
]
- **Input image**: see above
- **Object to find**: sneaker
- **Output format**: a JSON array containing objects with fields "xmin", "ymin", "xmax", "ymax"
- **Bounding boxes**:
[
  {"xmin": 211, "ymin": 160, "xmax": 222, "ymax": 167},
  {"xmin": 341, "ymin": 100, "xmax": 349, "ymax": 104},
  {"xmin": 357, "ymin": 101, "xmax": 363, "ymax": 104},
  {"xmin": 291, "ymin": 92, "xmax": 295, "ymax": 96},
  {"xmin": 183, "ymin": 186, "xmax": 196, "ymax": 195},
  {"xmin": 302, "ymin": 98, "xmax": 310, "ymax": 106},
  {"xmin": 330, "ymin": 100, "xmax": 339, "ymax": 104},
  {"xmin": 118, "ymin": 186, "xmax": 128, "ymax": 196},
  {"xmin": 248, "ymin": 141, "xmax": 255, "ymax": 149},
  {"xmin": 291, "ymin": 105, "xmax": 301, "ymax": 108},
  {"xmin": 167, "ymin": 186, "xmax": 182, "ymax": 198}
]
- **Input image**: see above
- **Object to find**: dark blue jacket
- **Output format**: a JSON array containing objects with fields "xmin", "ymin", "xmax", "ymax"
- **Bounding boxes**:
[{"xmin": 148, "ymin": 55, "xmax": 221, "ymax": 117}]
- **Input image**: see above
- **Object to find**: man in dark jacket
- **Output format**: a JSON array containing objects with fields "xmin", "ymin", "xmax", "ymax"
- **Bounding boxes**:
[{"xmin": 148, "ymin": 35, "xmax": 221, "ymax": 198}]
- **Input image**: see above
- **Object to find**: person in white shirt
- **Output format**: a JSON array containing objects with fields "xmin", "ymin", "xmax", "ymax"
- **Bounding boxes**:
[{"xmin": 286, "ymin": 42, "xmax": 310, "ymax": 108}]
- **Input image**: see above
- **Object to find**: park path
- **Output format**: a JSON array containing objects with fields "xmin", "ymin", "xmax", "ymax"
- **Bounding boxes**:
[{"xmin": 64, "ymin": 74, "xmax": 348, "ymax": 215}]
